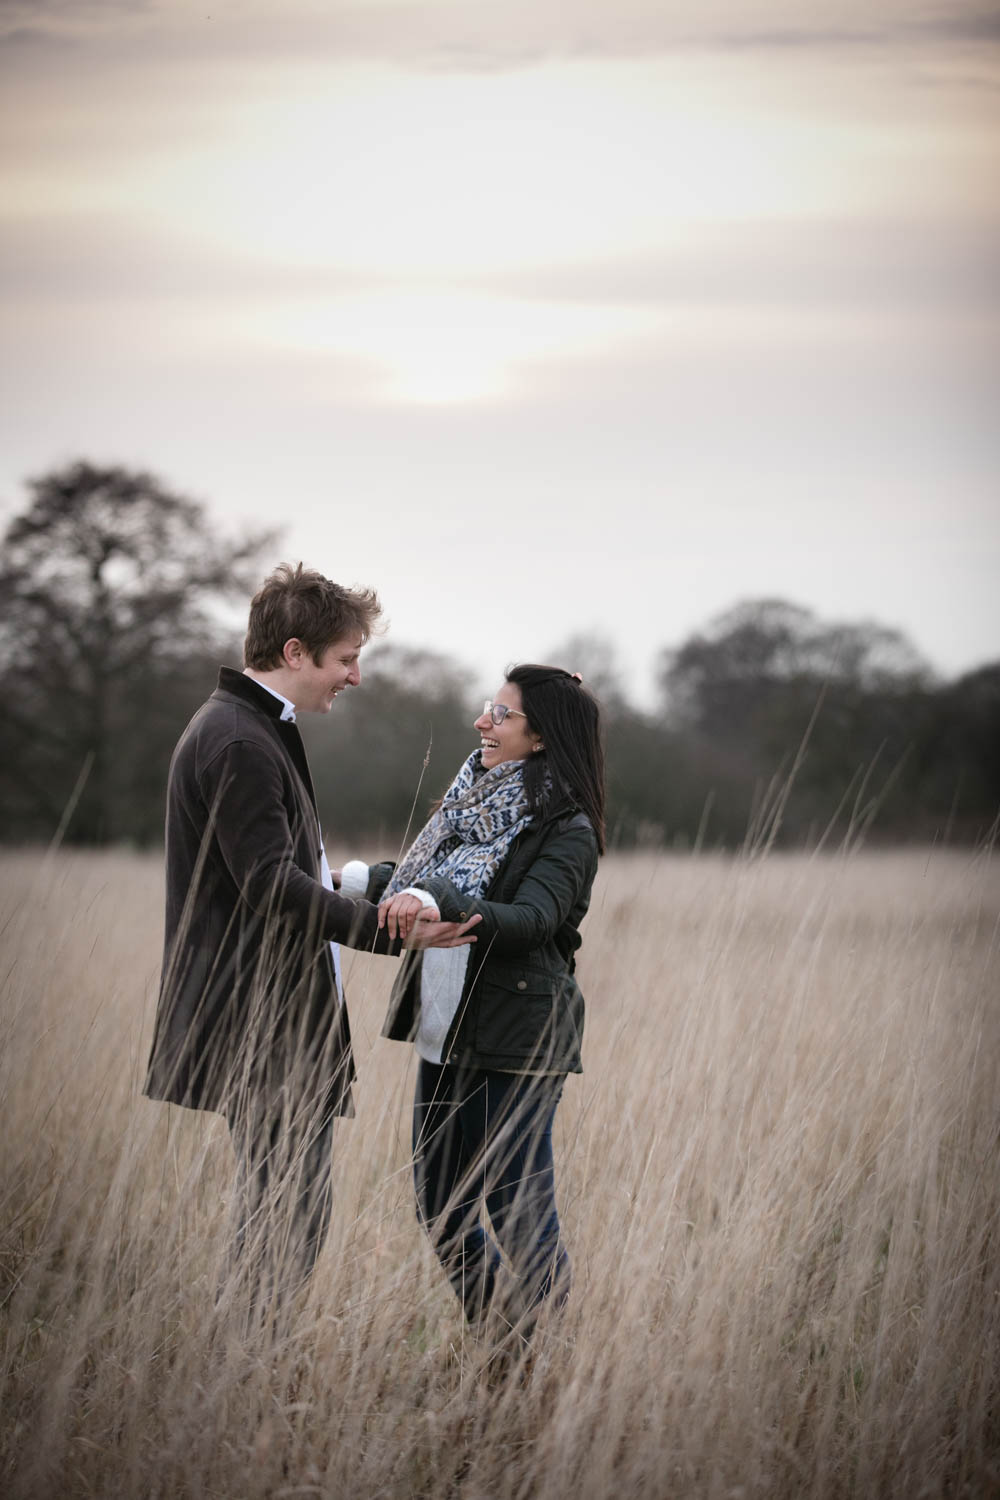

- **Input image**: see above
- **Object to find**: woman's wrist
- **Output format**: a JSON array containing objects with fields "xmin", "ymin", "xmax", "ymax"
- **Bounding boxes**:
[{"xmin": 400, "ymin": 886, "xmax": 439, "ymax": 911}]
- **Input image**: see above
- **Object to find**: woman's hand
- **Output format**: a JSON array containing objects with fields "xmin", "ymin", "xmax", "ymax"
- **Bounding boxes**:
[
  {"xmin": 408, "ymin": 911, "xmax": 481, "ymax": 949},
  {"xmin": 379, "ymin": 891, "xmax": 481, "ymax": 947},
  {"xmin": 378, "ymin": 891, "xmax": 439, "ymax": 941}
]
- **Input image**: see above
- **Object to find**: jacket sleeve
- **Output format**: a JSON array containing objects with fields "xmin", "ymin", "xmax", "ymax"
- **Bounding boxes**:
[
  {"xmin": 366, "ymin": 862, "xmax": 396, "ymax": 902},
  {"xmin": 198, "ymin": 737, "xmax": 398, "ymax": 954},
  {"xmin": 418, "ymin": 820, "xmax": 598, "ymax": 958}
]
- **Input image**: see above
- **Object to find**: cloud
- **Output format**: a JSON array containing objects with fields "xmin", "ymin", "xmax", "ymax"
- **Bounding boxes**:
[
  {"xmin": 0, "ymin": 0, "xmax": 150, "ymax": 46},
  {"xmin": 925, "ymin": 8, "xmax": 1000, "ymax": 44},
  {"xmin": 3, "ymin": 0, "xmax": 999, "ymax": 71},
  {"xmin": 473, "ymin": 218, "xmax": 1000, "ymax": 316},
  {"xmin": 4, "ymin": 207, "xmax": 996, "ymax": 336},
  {"xmin": 0, "ymin": 214, "xmax": 391, "ymax": 302}
]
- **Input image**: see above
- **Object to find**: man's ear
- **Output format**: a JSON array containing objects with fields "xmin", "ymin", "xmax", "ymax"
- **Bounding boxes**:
[{"xmin": 282, "ymin": 638, "xmax": 306, "ymax": 670}]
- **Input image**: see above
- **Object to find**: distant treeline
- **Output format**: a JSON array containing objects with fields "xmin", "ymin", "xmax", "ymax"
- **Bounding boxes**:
[
  {"xmin": 302, "ymin": 610, "xmax": 999, "ymax": 852},
  {"xmin": 2, "ymin": 461, "xmax": 997, "ymax": 849}
]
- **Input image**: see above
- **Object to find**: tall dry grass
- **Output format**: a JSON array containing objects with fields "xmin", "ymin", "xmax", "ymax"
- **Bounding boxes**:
[{"xmin": 1, "ymin": 846, "xmax": 997, "ymax": 1498}]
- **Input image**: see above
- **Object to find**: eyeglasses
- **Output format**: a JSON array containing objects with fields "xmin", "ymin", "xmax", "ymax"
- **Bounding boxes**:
[{"xmin": 482, "ymin": 699, "xmax": 528, "ymax": 726}]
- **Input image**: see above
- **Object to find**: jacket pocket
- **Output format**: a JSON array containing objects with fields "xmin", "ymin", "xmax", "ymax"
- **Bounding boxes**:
[{"xmin": 472, "ymin": 961, "xmax": 574, "ymax": 1064}]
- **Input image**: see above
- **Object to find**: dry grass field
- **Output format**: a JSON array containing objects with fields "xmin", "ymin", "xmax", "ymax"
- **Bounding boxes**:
[{"xmin": 1, "ymin": 846, "xmax": 998, "ymax": 1499}]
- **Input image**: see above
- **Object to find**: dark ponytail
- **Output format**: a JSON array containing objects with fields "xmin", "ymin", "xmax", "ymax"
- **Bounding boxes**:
[{"xmin": 506, "ymin": 664, "xmax": 606, "ymax": 853}]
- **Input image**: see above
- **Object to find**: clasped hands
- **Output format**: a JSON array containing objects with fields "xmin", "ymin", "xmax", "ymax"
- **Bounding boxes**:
[{"xmin": 377, "ymin": 891, "xmax": 480, "ymax": 948}]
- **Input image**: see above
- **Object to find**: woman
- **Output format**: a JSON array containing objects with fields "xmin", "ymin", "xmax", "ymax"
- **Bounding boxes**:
[{"xmin": 342, "ymin": 664, "xmax": 605, "ymax": 1347}]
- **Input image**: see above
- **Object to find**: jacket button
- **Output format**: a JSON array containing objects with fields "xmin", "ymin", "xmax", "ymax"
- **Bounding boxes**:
[
  {"xmin": 458, "ymin": 911, "xmax": 468, "ymax": 920},
  {"xmin": 516, "ymin": 979, "xmax": 527, "ymax": 991}
]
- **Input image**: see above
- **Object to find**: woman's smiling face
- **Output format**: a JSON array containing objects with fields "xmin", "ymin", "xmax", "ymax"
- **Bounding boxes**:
[{"xmin": 473, "ymin": 683, "xmax": 543, "ymax": 769}]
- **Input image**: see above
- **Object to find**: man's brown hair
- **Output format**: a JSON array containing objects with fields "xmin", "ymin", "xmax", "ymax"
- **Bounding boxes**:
[{"xmin": 243, "ymin": 563, "xmax": 383, "ymax": 670}]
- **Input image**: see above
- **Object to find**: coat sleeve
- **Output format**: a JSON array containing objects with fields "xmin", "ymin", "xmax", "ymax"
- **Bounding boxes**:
[
  {"xmin": 418, "ymin": 821, "xmax": 598, "ymax": 958},
  {"xmin": 366, "ymin": 862, "xmax": 396, "ymax": 902},
  {"xmin": 198, "ymin": 737, "xmax": 398, "ymax": 954}
]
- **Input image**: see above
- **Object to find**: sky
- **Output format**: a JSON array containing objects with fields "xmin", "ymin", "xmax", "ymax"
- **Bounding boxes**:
[{"xmin": 1, "ymin": 0, "xmax": 998, "ymax": 705}]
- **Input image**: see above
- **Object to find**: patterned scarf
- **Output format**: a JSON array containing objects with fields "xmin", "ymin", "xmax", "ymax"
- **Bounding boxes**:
[{"xmin": 384, "ymin": 751, "xmax": 537, "ymax": 901}]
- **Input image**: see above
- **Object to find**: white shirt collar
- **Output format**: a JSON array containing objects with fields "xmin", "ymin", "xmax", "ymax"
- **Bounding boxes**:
[{"xmin": 246, "ymin": 674, "xmax": 297, "ymax": 722}]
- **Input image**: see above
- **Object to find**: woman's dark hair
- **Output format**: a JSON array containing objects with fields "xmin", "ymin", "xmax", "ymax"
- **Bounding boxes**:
[{"xmin": 507, "ymin": 664, "xmax": 606, "ymax": 853}]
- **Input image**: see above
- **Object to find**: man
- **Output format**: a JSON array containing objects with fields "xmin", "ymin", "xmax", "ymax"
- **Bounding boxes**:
[{"xmin": 144, "ymin": 562, "xmax": 477, "ymax": 1320}]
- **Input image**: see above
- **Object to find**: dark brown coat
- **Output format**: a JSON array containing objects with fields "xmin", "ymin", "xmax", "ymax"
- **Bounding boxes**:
[{"xmin": 144, "ymin": 668, "xmax": 394, "ymax": 1124}]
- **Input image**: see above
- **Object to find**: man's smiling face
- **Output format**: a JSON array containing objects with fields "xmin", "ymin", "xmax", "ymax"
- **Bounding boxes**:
[{"xmin": 289, "ymin": 632, "xmax": 364, "ymax": 714}]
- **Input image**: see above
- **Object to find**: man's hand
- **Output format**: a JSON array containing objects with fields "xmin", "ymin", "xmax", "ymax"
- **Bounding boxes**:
[
  {"xmin": 407, "ymin": 911, "xmax": 481, "ymax": 949},
  {"xmin": 378, "ymin": 891, "xmax": 481, "ymax": 946},
  {"xmin": 378, "ymin": 891, "xmax": 431, "ymax": 941}
]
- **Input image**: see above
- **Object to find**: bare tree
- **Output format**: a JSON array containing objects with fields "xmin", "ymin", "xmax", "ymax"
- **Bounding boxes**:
[{"xmin": 0, "ymin": 460, "xmax": 276, "ymax": 843}]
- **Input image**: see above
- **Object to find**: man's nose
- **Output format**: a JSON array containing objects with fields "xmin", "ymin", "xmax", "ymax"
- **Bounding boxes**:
[{"xmin": 348, "ymin": 664, "xmax": 361, "ymax": 687}]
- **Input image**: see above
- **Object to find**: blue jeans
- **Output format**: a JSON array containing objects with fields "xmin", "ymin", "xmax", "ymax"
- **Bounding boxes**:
[{"xmin": 413, "ymin": 1059, "xmax": 570, "ymax": 1331}]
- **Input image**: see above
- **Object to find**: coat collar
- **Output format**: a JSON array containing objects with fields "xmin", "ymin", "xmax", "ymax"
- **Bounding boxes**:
[
  {"xmin": 214, "ymin": 666, "xmax": 286, "ymax": 718},
  {"xmin": 536, "ymin": 789, "xmax": 580, "ymax": 830},
  {"xmin": 213, "ymin": 667, "xmax": 318, "ymax": 813}
]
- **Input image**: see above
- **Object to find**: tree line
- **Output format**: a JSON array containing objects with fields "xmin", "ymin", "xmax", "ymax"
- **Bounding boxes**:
[{"xmin": 2, "ymin": 462, "xmax": 996, "ymax": 850}]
